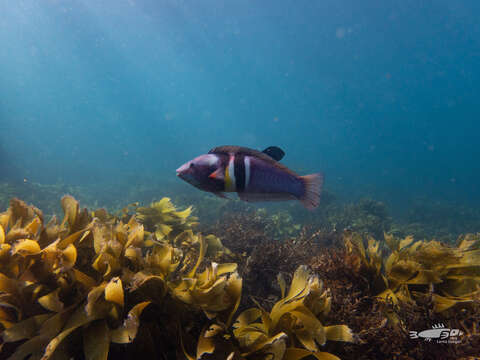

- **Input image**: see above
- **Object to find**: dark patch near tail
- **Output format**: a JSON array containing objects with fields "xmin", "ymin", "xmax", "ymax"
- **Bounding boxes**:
[{"xmin": 234, "ymin": 154, "xmax": 246, "ymax": 191}]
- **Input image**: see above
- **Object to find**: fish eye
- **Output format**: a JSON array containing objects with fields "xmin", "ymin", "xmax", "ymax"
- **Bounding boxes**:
[{"xmin": 190, "ymin": 163, "xmax": 195, "ymax": 168}]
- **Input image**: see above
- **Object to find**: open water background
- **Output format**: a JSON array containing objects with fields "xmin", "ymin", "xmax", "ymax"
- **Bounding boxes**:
[{"xmin": 1, "ymin": 1, "xmax": 479, "ymax": 220}]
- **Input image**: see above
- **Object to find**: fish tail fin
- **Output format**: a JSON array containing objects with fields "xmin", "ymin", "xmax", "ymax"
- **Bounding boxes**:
[{"xmin": 299, "ymin": 173, "xmax": 323, "ymax": 210}]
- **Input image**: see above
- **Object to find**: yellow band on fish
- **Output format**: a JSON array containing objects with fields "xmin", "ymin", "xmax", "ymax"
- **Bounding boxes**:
[{"xmin": 225, "ymin": 155, "xmax": 236, "ymax": 192}]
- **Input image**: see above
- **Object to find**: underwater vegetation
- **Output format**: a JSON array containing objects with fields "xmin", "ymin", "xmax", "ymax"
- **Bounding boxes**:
[
  {"xmin": 3, "ymin": 181, "xmax": 480, "ymax": 243},
  {"xmin": 0, "ymin": 194, "xmax": 479, "ymax": 359},
  {"xmin": 0, "ymin": 196, "xmax": 239, "ymax": 359}
]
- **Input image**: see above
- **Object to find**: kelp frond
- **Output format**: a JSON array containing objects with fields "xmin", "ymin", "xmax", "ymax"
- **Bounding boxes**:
[
  {"xmin": 136, "ymin": 197, "xmax": 198, "ymax": 242},
  {"xmin": 344, "ymin": 231, "xmax": 480, "ymax": 315},
  {"xmin": 186, "ymin": 266, "xmax": 354, "ymax": 360},
  {"xmin": 0, "ymin": 196, "xmax": 238, "ymax": 359}
]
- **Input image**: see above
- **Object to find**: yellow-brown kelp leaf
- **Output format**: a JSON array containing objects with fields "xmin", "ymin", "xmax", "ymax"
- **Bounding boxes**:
[
  {"xmin": 431, "ymin": 293, "xmax": 476, "ymax": 312},
  {"xmin": 290, "ymin": 307, "xmax": 327, "ymax": 350},
  {"xmin": 129, "ymin": 273, "xmax": 167, "ymax": 301},
  {"xmin": 345, "ymin": 232, "xmax": 384, "ymax": 281},
  {"xmin": 86, "ymin": 283, "xmax": 108, "ymax": 318},
  {"xmin": 232, "ymin": 308, "xmax": 266, "ymax": 349},
  {"xmin": 57, "ymin": 228, "xmax": 91, "ymax": 250},
  {"xmin": 155, "ymin": 224, "xmax": 172, "ymax": 242},
  {"xmin": 375, "ymin": 232, "xmax": 480, "ymax": 314},
  {"xmin": 110, "ymin": 301, "xmax": 150, "ymax": 344},
  {"xmin": 324, "ymin": 325, "xmax": 354, "ymax": 343},
  {"xmin": 73, "ymin": 269, "xmax": 97, "ymax": 290},
  {"xmin": 271, "ymin": 266, "xmax": 352, "ymax": 350},
  {"xmin": 457, "ymin": 233, "xmax": 480, "ymax": 250},
  {"xmin": 92, "ymin": 208, "xmax": 112, "ymax": 223},
  {"xmin": 269, "ymin": 266, "xmax": 314, "ymax": 328},
  {"xmin": 1, "ymin": 314, "xmax": 51, "ymax": 342},
  {"xmin": 384, "ymin": 233, "xmax": 414, "ymax": 253},
  {"xmin": 0, "ymin": 242, "xmax": 12, "ymax": 257},
  {"xmin": 205, "ymin": 234, "xmax": 227, "ymax": 258},
  {"xmin": 125, "ymin": 217, "xmax": 144, "ymax": 248},
  {"xmin": 170, "ymin": 261, "xmax": 241, "ymax": 322},
  {"xmin": 5, "ymin": 308, "xmax": 76, "ymax": 360},
  {"xmin": 104, "ymin": 277, "xmax": 124, "ymax": 307},
  {"xmin": 42, "ymin": 240, "xmax": 78, "ymax": 273},
  {"xmin": 224, "ymin": 271, "xmax": 243, "ymax": 327},
  {"xmin": 93, "ymin": 222, "xmax": 111, "ymax": 255},
  {"xmin": 184, "ymin": 324, "xmax": 230, "ymax": 360},
  {"xmin": 0, "ymin": 224, "xmax": 5, "ymax": 244},
  {"xmin": 42, "ymin": 306, "xmax": 98, "ymax": 360},
  {"xmin": 5, "ymin": 227, "xmax": 30, "ymax": 245},
  {"xmin": 187, "ymin": 233, "xmax": 207, "ymax": 278},
  {"xmin": 233, "ymin": 266, "xmax": 352, "ymax": 359},
  {"xmin": 303, "ymin": 276, "xmax": 331, "ymax": 318},
  {"xmin": 83, "ymin": 320, "xmax": 110, "ymax": 360},
  {"xmin": 284, "ymin": 348, "xmax": 341, "ymax": 360},
  {"xmin": 171, "ymin": 230, "xmax": 206, "ymax": 276},
  {"xmin": 144, "ymin": 243, "xmax": 180, "ymax": 278},
  {"xmin": 0, "ymin": 211, "xmax": 10, "ymax": 230},
  {"xmin": 12, "ymin": 239, "xmax": 41, "ymax": 255},
  {"xmin": 136, "ymin": 198, "xmax": 198, "ymax": 241},
  {"xmin": 191, "ymin": 326, "xmax": 215, "ymax": 359},
  {"xmin": 242, "ymin": 332, "xmax": 288, "ymax": 360},
  {"xmin": 24, "ymin": 217, "xmax": 42, "ymax": 237},
  {"xmin": 92, "ymin": 252, "xmax": 120, "ymax": 279},
  {"xmin": 9, "ymin": 198, "xmax": 43, "ymax": 228},
  {"xmin": 61, "ymin": 195, "xmax": 79, "ymax": 229},
  {"xmin": 38, "ymin": 289, "xmax": 64, "ymax": 313},
  {"xmin": 0, "ymin": 273, "xmax": 19, "ymax": 300}
]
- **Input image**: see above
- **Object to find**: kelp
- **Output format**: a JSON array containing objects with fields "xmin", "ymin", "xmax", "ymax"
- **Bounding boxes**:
[
  {"xmin": 309, "ymin": 240, "xmax": 480, "ymax": 360},
  {"xmin": 0, "ymin": 197, "xmax": 151, "ymax": 359},
  {"xmin": 343, "ymin": 230, "xmax": 480, "ymax": 315},
  {"xmin": 0, "ymin": 196, "xmax": 239, "ymax": 359},
  {"xmin": 185, "ymin": 266, "xmax": 354, "ymax": 360},
  {"xmin": 136, "ymin": 198, "xmax": 198, "ymax": 241},
  {"xmin": 2, "ymin": 195, "xmax": 479, "ymax": 360}
]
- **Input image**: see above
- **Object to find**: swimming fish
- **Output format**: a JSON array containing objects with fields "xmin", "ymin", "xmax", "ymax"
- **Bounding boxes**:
[{"xmin": 176, "ymin": 145, "xmax": 323, "ymax": 210}]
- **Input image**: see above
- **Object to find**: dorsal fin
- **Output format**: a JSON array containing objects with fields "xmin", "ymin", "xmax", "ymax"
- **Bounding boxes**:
[
  {"xmin": 262, "ymin": 146, "xmax": 285, "ymax": 161},
  {"xmin": 208, "ymin": 145, "xmax": 296, "ymax": 176}
]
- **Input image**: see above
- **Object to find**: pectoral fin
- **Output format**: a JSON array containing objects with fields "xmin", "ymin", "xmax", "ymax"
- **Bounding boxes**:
[{"xmin": 209, "ymin": 168, "xmax": 224, "ymax": 180}]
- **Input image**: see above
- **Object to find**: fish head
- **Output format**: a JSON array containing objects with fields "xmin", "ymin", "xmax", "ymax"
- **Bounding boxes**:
[{"xmin": 176, "ymin": 154, "xmax": 222, "ymax": 191}]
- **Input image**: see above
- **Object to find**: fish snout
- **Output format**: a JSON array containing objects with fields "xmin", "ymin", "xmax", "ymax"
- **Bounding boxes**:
[{"xmin": 176, "ymin": 163, "xmax": 190, "ymax": 176}]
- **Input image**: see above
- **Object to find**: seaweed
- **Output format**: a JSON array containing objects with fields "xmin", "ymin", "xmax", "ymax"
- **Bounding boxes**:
[
  {"xmin": 184, "ymin": 266, "xmax": 353, "ymax": 360},
  {"xmin": 0, "ymin": 197, "xmax": 240, "ymax": 359},
  {"xmin": 0, "ymin": 195, "xmax": 479, "ymax": 360}
]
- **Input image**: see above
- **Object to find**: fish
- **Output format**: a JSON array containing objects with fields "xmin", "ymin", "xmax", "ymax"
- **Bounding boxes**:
[{"xmin": 176, "ymin": 145, "xmax": 323, "ymax": 210}]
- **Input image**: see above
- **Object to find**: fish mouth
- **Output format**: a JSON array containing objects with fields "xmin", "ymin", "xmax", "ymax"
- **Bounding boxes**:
[
  {"xmin": 176, "ymin": 163, "xmax": 189, "ymax": 175},
  {"xmin": 176, "ymin": 167, "xmax": 188, "ymax": 181}
]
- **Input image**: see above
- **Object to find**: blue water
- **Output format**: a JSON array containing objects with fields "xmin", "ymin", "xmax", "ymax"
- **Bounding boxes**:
[{"xmin": 1, "ymin": 1, "xmax": 479, "ymax": 216}]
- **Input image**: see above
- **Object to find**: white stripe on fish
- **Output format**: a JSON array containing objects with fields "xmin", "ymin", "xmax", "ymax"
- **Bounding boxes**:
[
  {"xmin": 244, "ymin": 156, "xmax": 251, "ymax": 189},
  {"xmin": 226, "ymin": 154, "xmax": 236, "ymax": 191}
]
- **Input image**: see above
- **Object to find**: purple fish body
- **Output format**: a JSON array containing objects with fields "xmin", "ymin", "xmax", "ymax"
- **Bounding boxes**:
[{"xmin": 176, "ymin": 145, "xmax": 323, "ymax": 210}]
